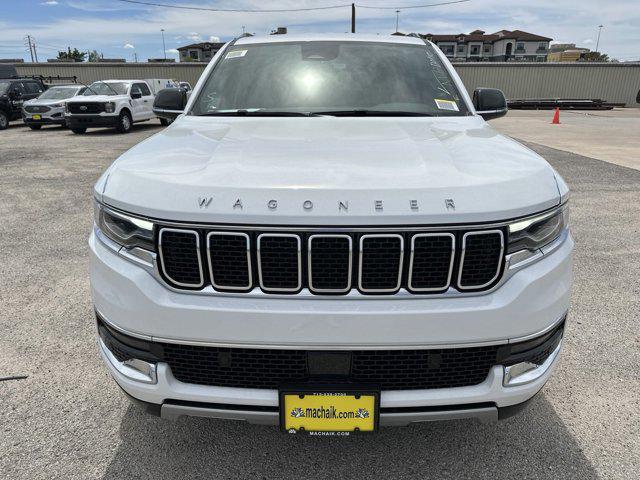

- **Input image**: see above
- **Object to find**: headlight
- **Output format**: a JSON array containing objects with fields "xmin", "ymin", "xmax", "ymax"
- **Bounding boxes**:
[
  {"xmin": 94, "ymin": 201, "xmax": 155, "ymax": 251},
  {"xmin": 51, "ymin": 103, "xmax": 64, "ymax": 108},
  {"xmin": 105, "ymin": 102, "xmax": 116, "ymax": 113},
  {"xmin": 507, "ymin": 204, "xmax": 569, "ymax": 254},
  {"xmin": 65, "ymin": 103, "xmax": 70, "ymax": 113}
]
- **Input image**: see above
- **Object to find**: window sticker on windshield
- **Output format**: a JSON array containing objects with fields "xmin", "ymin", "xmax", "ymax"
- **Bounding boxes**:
[
  {"xmin": 225, "ymin": 50, "xmax": 247, "ymax": 59},
  {"xmin": 435, "ymin": 99, "xmax": 459, "ymax": 111}
]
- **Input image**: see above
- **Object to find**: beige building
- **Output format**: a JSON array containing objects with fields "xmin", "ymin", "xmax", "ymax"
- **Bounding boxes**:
[
  {"xmin": 177, "ymin": 42, "xmax": 225, "ymax": 63},
  {"xmin": 416, "ymin": 29, "xmax": 552, "ymax": 62}
]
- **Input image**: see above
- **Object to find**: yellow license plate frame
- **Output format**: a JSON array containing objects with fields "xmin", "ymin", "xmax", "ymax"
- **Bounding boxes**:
[
  {"xmin": 32, "ymin": 114, "xmax": 41, "ymax": 120},
  {"xmin": 280, "ymin": 389, "xmax": 379, "ymax": 435}
]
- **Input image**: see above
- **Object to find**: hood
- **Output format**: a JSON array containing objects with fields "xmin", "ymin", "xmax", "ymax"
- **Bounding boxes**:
[
  {"xmin": 25, "ymin": 98, "xmax": 71, "ymax": 106},
  {"xmin": 99, "ymin": 115, "xmax": 561, "ymax": 225},
  {"xmin": 68, "ymin": 94, "xmax": 126, "ymax": 103}
]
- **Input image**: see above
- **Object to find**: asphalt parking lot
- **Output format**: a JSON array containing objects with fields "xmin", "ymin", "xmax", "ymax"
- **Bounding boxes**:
[{"xmin": 1, "ymin": 118, "xmax": 639, "ymax": 479}]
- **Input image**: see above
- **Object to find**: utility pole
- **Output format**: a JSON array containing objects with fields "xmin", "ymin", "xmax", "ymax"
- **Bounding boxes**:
[
  {"xmin": 351, "ymin": 3, "xmax": 356, "ymax": 33},
  {"xmin": 395, "ymin": 10, "xmax": 400, "ymax": 33},
  {"xmin": 25, "ymin": 35, "xmax": 34, "ymax": 62},
  {"xmin": 134, "ymin": 52, "xmax": 138, "ymax": 62},
  {"xmin": 595, "ymin": 25, "xmax": 604, "ymax": 53},
  {"xmin": 33, "ymin": 39, "xmax": 39, "ymax": 62},
  {"xmin": 161, "ymin": 28, "xmax": 166, "ymax": 60}
]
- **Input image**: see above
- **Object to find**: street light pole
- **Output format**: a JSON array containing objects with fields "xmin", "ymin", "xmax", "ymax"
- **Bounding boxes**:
[
  {"xmin": 161, "ymin": 28, "xmax": 166, "ymax": 60},
  {"xmin": 395, "ymin": 10, "xmax": 400, "ymax": 33},
  {"xmin": 595, "ymin": 25, "xmax": 603, "ymax": 53}
]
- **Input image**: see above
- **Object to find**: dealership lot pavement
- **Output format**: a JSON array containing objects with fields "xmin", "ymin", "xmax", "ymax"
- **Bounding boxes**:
[
  {"xmin": 493, "ymin": 108, "xmax": 640, "ymax": 171},
  {"xmin": 1, "ymin": 119, "xmax": 639, "ymax": 479}
]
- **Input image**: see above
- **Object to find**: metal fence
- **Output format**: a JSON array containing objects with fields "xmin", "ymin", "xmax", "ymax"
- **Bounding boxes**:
[
  {"xmin": 14, "ymin": 62, "xmax": 208, "ymax": 88},
  {"xmin": 14, "ymin": 61, "xmax": 640, "ymax": 106},
  {"xmin": 455, "ymin": 63, "xmax": 640, "ymax": 106}
]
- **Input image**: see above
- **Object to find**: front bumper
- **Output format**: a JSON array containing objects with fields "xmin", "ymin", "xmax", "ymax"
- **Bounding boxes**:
[
  {"xmin": 98, "ymin": 322, "xmax": 564, "ymax": 425},
  {"xmin": 23, "ymin": 116, "xmax": 65, "ymax": 126},
  {"xmin": 66, "ymin": 114, "xmax": 118, "ymax": 129},
  {"xmin": 90, "ymin": 223, "xmax": 572, "ymax": 423}
]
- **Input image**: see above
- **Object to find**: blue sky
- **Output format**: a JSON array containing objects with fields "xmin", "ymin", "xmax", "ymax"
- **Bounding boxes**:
[{"xmin": 0, "ymin": 1, "xmax": 638, "ymax": 62}]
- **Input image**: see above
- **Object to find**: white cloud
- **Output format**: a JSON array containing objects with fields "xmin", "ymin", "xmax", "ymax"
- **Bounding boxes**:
[
  {"xmin": 208, "ymin": 36, "xmax": 220, "ymax": 42},
  {"xmin": 123, "ymin": 43, "xmax": 135, "ymax": 49},
  {"xmin": 166, "ymin": 48, "xmax": 179, "ymax": 54},
  {"xmin": 41, "ymin": 1, "xmax": 58, "ymax": 5},
  {"xmin": 3, "ymin": 0, "xmax": 639, "ymax": 60},
  {"xmin": 583, "ymin": 38, "xmax": 594, "ymax": 44}
]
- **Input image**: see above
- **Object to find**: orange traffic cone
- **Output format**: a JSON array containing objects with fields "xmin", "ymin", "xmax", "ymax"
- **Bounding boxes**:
[{"xmin": 551, "ymin": 107, "xmax": 561, "ymax": 124}]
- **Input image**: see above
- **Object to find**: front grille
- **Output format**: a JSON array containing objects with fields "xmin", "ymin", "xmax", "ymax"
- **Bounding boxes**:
[
  {"xmin": 161, "ymin": 343, "xmax": 499, "ymax": 390},
  {"xmin": 68, "ymin": 102, "xmax": 105, "ymax": 114},
  {"xmin": 24, "ymin": 105, "xmax": 51, "ymax": 113},
  {"xmin": 157, "ymin": 227, "xmax": 506, "ymax": 295}
]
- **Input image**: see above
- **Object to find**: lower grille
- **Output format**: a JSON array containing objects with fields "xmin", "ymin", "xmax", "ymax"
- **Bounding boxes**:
[
  {"xmin": 161, "ymin": 343, "xmax": 499, "ymax": 390},
  {"xmin": 98, "ymin": 315, "xmax": 565, "ymax": 392}
]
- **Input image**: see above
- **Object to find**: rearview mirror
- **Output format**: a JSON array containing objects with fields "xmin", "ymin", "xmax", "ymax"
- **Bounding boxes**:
[
  {"xmin": 473, "ymin": 88, "xmax": 508, "ymax": 120},
  {"xmin": 153, "ymin": 88, "xmax": 187, "ymax": 121}
]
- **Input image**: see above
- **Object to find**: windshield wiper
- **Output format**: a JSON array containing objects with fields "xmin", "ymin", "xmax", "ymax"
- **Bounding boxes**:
[
  {"xmin": 200, "ymin": 110, "xmax": 320, "ymax": 117},
  {"xmin": 313, "ymin": 110, "xmax": 435, "ymax": 117}
]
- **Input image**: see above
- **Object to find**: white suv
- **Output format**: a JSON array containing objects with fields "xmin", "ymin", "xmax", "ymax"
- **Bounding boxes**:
[
  {"xmin": 66, "ymin": 79, "xmax": 172, "ymax": 134},
  {"xmin": 90, "ymin": 34, "xmax": 572, "ymax": 434}
]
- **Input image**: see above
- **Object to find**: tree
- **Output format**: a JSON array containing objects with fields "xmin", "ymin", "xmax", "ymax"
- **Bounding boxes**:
[
  {"xmin": 583, "ymin": 51, "xmax": 610, "ymax": 62},
  {"xmin": 57, "ymin": 48, "xmax": 86, "ymax": 62},
  {"xmin": 87, "ymin": 50, "xmax": 103, "ymax": 62}
]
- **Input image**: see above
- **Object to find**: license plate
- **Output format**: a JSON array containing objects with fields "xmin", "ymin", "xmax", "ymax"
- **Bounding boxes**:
[
  {"xmin": 32, "ymin": 114, "xmax": 41, "ymax": 120},
  {"xmin": 280, "ymin": 389, "xmax": 379, "ymax": 435}
]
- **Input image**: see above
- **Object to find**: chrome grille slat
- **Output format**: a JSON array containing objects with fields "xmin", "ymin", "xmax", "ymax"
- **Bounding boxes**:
[
  {"xmin": 358, "ymin": 234, "xmax": 404, "ymax": 293},
  {"xmin": 408, "ymin": 233, "xmax": 455, "ymax": 292},
  {"xmin": 257, "ymin": 233, "xmax": 302, "ymax": 292},
  {"xmin": 206, "ymin": 232, "xmax": 252, "ymax": 291},
  {"xmin": 158, "ymin": 228, "xmax": 204, "ymax": 288},
  {"xmin": 308, "ymin": 234, "xmax": 352, "ymax": 293},
  {"xmin": 457, "ymin": 230, "xmax": 504, "ymax": 290}
]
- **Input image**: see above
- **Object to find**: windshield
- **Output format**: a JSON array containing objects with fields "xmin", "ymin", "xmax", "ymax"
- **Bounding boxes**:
[
  {"xmin": 0, "ymin": 81, "xmax": 9, "ymax": 94},
  {"xmin": 192, "ymin": 41, "xmax": 468, "ymax": 116},
  {"xmin": 38, "ymin": 87, "xmax": 80, "ymax": 100},
  {"xmin": 83, "ymin": 82, "xmax": 128, "ymax": 96}
]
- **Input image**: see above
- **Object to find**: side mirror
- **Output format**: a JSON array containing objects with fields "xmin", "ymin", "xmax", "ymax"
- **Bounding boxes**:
[
  {"xmin": 473, "ymin": 88, "xmax": 508, "ymax": 120},
  {"xmin": 153, "ymin": 88, "xmax": 187, "ymax": 121},
  {"xmin": 131, "ymin": 91, "xmax": 142, "ymax": 99}
]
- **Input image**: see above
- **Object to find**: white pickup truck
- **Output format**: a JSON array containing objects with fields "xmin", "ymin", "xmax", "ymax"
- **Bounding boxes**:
[
  {"xmin": 91, "ymin": 34, "xmax": 572, "ymax": 433},
  {"xmin": 66, "ymin": 79, "xmax": 176, "ymax": 134}
]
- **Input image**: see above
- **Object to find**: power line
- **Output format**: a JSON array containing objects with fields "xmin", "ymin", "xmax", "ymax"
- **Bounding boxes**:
[
  {"xmin": 117, "ymin": 0, "xmax": 471, "ymax": 12},
  {"xmin": 358, "ymin": 0, "xmax": 471, "ymax": 9},
  {"xmin": 116, "ymin": 0, "xmax": 351, "ymax": 12}
]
